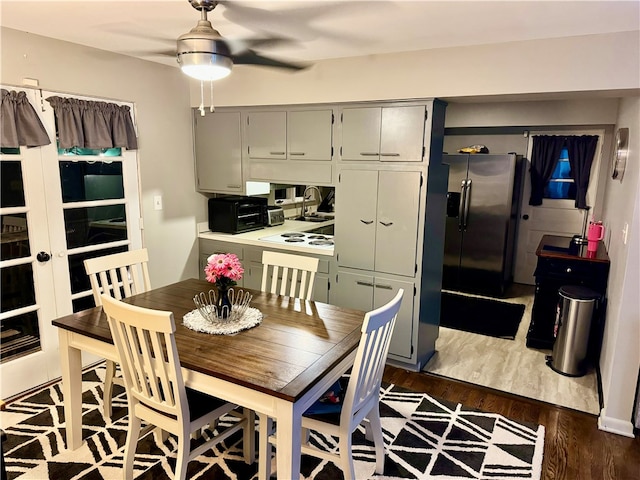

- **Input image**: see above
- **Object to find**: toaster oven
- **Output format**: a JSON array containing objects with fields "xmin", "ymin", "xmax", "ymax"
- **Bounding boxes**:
[{"xmin": 208, "ymin": 196, "xmax": 267, "ymax": 234}]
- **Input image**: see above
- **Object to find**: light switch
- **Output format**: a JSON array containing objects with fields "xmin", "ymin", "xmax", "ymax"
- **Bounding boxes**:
[{"xmin": 153, "ymin": 195, "xmax": 163, "ymax": 211}]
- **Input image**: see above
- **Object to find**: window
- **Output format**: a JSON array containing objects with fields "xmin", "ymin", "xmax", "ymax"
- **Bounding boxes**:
[{"xmin": 544, "ymin": 148, "xmax": 576, "ymax": 200}]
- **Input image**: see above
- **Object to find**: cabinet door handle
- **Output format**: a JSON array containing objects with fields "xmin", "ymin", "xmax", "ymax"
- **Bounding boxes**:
[
  {"xmin": 375, "ymin": 284, "xmax": 393, "ymax": 290},
  {"xmin": 289, "ymin": 152, "xmax": 305, "ymax": 156},
  {"xmin": 360, "ymin": 152, "xmax": 379, "ymax": 156},
  {"xmin": 356, "ymin": 281, "xmax": 375, "ymax": 287},
  {"xmin": 270, "ymin": 151, "xmax": 286, "ymax": 155},
  {"xmin": 380, "ymin": 153, "xmax": 400, "ymax": 157},
  {"xmin": 379, "ymin": 221, "xmax": 393, "ymax": 227},
  {"xmin": 360, "ymin": 219, "xmax": 374, "ymax": 225},
  {"xmin": 227, "ymin": 184, "xmax": 242, "ymax": 189}
]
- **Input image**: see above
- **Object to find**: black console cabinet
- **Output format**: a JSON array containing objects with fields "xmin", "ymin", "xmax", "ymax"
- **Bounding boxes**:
[{"xmin": 527, "ymin": 235, "xmax": 610, "ymax": 354}]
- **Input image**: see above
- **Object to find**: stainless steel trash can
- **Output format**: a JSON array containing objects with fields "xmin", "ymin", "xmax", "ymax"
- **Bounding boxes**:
[{"xmin": 546, "ymin": 285, "xmax": 600, "ymax": 377}]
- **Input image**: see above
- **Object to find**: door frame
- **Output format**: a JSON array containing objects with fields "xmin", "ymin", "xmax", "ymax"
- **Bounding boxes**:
[{"xmin": 514, "ymin": 128, "xmax": 606, "ymax": 284}]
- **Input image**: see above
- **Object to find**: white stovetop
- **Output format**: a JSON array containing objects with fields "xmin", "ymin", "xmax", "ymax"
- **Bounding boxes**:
[{"xmin": 198, "ymin": 219, "xmax": 335, "ymax": 257}]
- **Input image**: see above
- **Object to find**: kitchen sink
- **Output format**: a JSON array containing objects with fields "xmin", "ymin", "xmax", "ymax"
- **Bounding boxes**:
[{"xmin": 295, "ymin": 214, "xmax": 335, "ymax": 222}]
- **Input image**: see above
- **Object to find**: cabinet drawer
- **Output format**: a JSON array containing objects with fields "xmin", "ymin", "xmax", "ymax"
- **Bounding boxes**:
[
  {"xmin": 199, "ymin": 239, "xmax": 244, "ymax": 260},
  {"xmin": 535, "ymin": 257, "xmax": 608, "ymax": 288}
]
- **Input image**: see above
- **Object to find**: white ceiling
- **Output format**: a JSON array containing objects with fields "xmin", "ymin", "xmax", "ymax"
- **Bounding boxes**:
[{"xmin": 1, "ymin": 0, "xmax": 639, "ymax": 71}]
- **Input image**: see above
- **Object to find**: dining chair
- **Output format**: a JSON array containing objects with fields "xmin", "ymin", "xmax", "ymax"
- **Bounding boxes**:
[
  {"xmin": 260, "ymin": 250, "xmax": 319, "ymax": 300},
  {"xmin": 83, "ymin": 248, "xmax": 151, "ymax": 421},
  {"xmin": 100, "ymin": 294, "xmax": 255, "ymax": 480},
  {"xmin": 259, "ymin": 288, "xmax": 404, "ymax": 480}
]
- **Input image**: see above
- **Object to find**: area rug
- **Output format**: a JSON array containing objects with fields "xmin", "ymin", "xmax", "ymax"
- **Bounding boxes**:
[
  {"xmin": 1, "ymin": 364, "xmax": 544, "ymax": 480},
  {"xmin": 440, "ymin": 292, "xmax": 526, "ymax": 340}
]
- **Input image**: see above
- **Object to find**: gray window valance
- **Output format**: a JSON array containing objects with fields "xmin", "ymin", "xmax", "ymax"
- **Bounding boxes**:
[
  {"xmin": 46, "ymin": 96, "xmax": 138, "ymax": 150},
  {"xmin": 1, "ymin": 89, "xmax": 51, "ymax": 148}
]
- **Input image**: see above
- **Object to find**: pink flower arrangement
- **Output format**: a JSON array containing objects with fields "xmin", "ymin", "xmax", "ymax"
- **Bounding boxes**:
[{"xmin": 204, "ymin": 253, "xmax": 244, "ymax": 289}]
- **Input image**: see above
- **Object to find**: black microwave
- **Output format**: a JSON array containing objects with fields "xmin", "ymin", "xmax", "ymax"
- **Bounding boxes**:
[{"xmin": 208, "ymin": 196, "xmax": 267, "ymax": 234}]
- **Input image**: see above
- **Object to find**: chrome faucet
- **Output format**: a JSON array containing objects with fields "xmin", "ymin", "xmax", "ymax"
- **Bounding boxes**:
[{"xmin": 302, "ymin": 185, "xmax": 323, "ymax": 217}]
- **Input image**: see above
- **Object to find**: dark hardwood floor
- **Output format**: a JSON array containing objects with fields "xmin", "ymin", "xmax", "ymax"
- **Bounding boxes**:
[{"xmin": 383, "ymin": 365, "xmax": 640, "ymax": 480}]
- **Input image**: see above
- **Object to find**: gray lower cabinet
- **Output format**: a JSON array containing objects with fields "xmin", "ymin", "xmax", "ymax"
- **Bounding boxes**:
[{"xmin": 334, "ymin": 270, "xmax": 415, "ymax": 359}]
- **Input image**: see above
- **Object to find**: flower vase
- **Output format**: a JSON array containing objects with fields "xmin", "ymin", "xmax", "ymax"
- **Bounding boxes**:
[{"xmin": 216, "ymin": 286, "xmax": 232, "ymax": 319}]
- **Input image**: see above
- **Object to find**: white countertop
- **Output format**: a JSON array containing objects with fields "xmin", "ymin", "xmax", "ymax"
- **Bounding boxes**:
[{"xmin": 198, "ymin": 220, "xmax": 335, "ymax": 257}]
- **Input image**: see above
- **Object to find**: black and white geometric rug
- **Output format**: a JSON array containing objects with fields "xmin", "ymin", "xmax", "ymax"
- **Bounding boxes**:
[{"xmin": 1, "ymin": 364, "xmax": 544, "ymax": 479}]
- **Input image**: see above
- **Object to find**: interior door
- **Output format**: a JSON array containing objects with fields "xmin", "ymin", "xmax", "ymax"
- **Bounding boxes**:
[
  {"xmin": 514, "ymin": 129, "xmax": 604, "ymax": 284},
  {"xmin": 0, "ymin": 93, "xmax": 59, "ymax": 397},
  {"xmin": 442, "ymin": 154, "xmax": 469, "ymax": 290}
]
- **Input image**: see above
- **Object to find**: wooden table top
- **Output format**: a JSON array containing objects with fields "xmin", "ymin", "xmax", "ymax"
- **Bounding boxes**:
[
  {"xmin": 52, "ymin": 278, "xmax": 364, "ymax": 403},
  {"xmin": 536, "ymin": 234, "xmax": 610, "ymax": 264}
]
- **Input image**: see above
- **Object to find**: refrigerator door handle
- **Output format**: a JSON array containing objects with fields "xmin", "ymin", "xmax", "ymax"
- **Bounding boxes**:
[
  {"xmin": 462, "ymin": 178, "xmax": 472, "ymax": 229},
  {"xmin": 458, "ymin": 179, "xmax": 467, "ymax": 230}
]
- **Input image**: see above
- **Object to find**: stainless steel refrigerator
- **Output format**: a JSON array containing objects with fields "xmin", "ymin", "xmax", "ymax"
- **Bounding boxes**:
[{"xmin": 442, "ymin": 153, "xmax": 524, "ymax": 296}]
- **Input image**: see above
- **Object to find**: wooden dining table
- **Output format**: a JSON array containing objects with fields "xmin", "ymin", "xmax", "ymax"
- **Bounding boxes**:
[{"xmin": 52, "ymin": 278, "xmax": 365, "ymax": 480}]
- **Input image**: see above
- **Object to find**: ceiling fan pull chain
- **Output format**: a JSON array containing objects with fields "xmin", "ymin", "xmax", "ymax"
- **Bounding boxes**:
[
  {"xmin": 210, "ymin": 80, "xmax": 215, "ymax": 113},
  {"xmin": 199, "ymin": 80, "xmax": 205, "ymax": 117}
]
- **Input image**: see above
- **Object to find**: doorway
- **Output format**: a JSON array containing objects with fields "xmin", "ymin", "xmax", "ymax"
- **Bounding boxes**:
[
  {"xmin": 0, "ymin": 87, "xmax": 143, "ymax": 399},
  {"xmin": 514, "ymin": 129, "xmax": 606, "ymax": 284}
]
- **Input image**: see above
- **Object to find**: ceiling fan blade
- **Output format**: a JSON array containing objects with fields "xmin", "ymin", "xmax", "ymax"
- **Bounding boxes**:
[
  {"xmin": 224, "ymin": 36, "xmax": 297, "ymax": 55},
  {"xmin": 232, "ymin": 50, "xmax": 309, "ymax": 71}
]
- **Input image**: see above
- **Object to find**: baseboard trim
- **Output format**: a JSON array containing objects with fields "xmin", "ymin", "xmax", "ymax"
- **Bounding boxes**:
[{"xmin": 598, "ymin": 410, "xmax": 636, "ymax": 438}]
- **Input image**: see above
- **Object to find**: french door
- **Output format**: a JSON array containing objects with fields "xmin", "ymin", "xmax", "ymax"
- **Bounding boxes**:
[{"xmin": 0, "ymin": 88, "xmax": 142, "ymax": 399}]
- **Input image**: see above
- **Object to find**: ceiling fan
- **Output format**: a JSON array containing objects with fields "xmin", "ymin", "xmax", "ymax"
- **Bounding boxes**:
[{"xmin": 177, "ymin": 0, "xmax": 308, "ymax": 81}]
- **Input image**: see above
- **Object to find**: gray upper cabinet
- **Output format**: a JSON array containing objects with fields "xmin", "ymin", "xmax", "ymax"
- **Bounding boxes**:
[
  {"xmin": 341, "ymin": 105, "xmax": 426, "ymax": 162},
  {"xmin": 287, "ymin": 110, "xmax": 333, "ymax": 161},
  {"xmin": 247, "ymin": 111, "xmax": 287, "ymax": 159},
  {"xmin": 194, "ymin": 111, "xmax": 243, "ymax": 193}
]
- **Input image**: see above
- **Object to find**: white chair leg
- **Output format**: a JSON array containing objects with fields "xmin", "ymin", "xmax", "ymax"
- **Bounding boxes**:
[
  {"xmin": 243, "ymin": 408, "xmax": 256, "ymax": 463},
  {"xmin": 153, "ymin": 427, "xmax": 169, "ymax": 444},
  {"xmin": 103, "ymin": 360, "xmax": 116, "ymax": 421},
  {"xmin": 368, "ymin": 408, "xmax": 385, "ymax": 474},
  {"xmin": 338, "ymin": 434, "xmax": 355, "ymax": 480},
  {"xmin": 123, "ymin": 414, "xmax": 141, "ymax": 480},
  {"xmin": 173, "ymin": 434, "xmax": 190, "ymax": 480},
  {"xmin": 258, "ymin": 413, "xmax": 273, "ymax": 480}
]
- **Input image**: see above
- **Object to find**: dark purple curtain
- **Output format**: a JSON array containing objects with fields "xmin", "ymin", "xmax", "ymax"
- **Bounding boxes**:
[
  {"xmin": 528, "ymin": 135, "xmax": 565, "ymax": 206},
  {"xmin": 0, "ymin": 89, "xmax": 51, "ymax": 148},
  {"xmin": 566, "ymin": 135, "xmax": 598, "ymax": 209},
  {"xmin": 46, "ymin": 96, "xmax": 138, "ymax": 150}
]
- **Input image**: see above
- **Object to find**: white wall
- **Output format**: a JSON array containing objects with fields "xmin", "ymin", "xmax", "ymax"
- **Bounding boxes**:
[
  {"xmin": 598, "ymin": 96, "xmax": 640, "ymax": 437},
  {"xmin": 0, "ymin": 27, "xmax": 205, "ymax": 288},
  {"xmin": 194, "ymin": 31, "xmax": 639, "ymax": 107}
]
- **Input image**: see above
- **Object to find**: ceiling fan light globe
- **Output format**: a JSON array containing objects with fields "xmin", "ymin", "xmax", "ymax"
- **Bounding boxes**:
[{"xmin": 178, "ymin": 53, "xmax": 233, "ymax": 81}]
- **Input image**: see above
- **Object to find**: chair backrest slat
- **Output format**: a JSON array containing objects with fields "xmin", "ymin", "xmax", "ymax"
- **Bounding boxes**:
[
  {"xmin": 101, "ymin": 294, "xmax": 187, "ymax": 419},
  {"xmin": 342, "ymin": 289, "xmax": 404, "ymax": 422},
  {"xmin": 84, "ymin": 249, "xmax": 151, "ymax": 305},
  {"xmin": 261, "ymin": 251, "xmax": 319, "ymax": 301}
]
